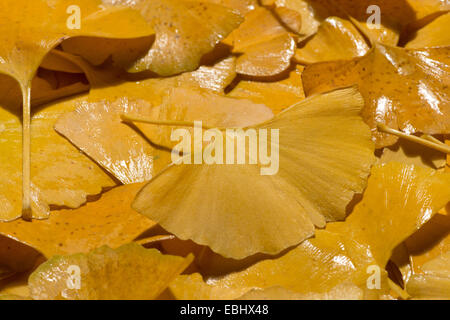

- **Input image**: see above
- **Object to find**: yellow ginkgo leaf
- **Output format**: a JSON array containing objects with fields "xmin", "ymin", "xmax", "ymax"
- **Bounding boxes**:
[
  {"xmin": 295, "ymin": 17, "xmax": 369, "ymax": 64},
  {"xmin": 0, "ymin": 94, "xmax": 116, "ymax": 221},
  {"xmin": 199, "ymin": 0, "xmax": 257, "ymax": 15},
  {"xmin": 101, "ymin": 0, "xmax": 243, "ymax": 76},
  {"xmin": 132, "ymin": 87, "xmax": 375, "ymax": 259},
  {"xmin": 303, "ymin": 44, "xmax": 450, "ymax": 148},
  {"xmin": 406, "ymin": 251, "xmax": 450, "ymax": 299},
  {"xmin": 406, "ymin": 0, "xmax": 450, "ymax": 20},
  {"xmin": 227, "ymin": 65, "xmax": 305, "ymax": 114},
  {"xmin": 168, "ymin": 163, "xmax": 450, "ymax": 300},
  {"xmin": 402, "ymin": 214, "xmax": 450, "ymax": 299},
  {"xmin": 379, "ymin": 140, "xmax": 447, "ymax": 170},
  {"xmin": 41, "ymin": 51, "xmax": 84, "ymax": 74},
  {"xmin": 266, "ymin": 0, "xmax": 420, "ymax": 45},
  {"xmin": 0, "ymin": 0, "xmax": 153, "ymax": 219},
  {"xmin": 230, "ymin": 7, "xmax": 296, "ymax": 76},
  {"xmin": 0, "ymin": 184, "xmax": 155, "ymax": 258},
  {"xmin": 406, "ymin": 13, "xmax": 450, "ymax": 49},
  {"xmin": 29, "ymin": 244, "xmax": 194, "ymax": 300},
  {"xmin": 237, "ymin": 283, "xmax": 364, "ymax": 300}
]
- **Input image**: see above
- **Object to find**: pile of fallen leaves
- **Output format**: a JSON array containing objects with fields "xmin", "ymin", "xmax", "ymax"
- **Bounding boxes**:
[{"xmin": 0, "ymin": 0, "xmax": 449, "ymax": 300}]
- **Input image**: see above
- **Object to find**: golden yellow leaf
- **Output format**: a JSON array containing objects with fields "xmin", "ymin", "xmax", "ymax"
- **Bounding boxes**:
[
  {"xmin": 402, "ymin": 214, "xmax": 450, "ymax": 299},
  {"xmin": 132, "ymin": 87, "xmax": 375, "ymax": 259},
  {"xmin": 29, "ymin": 244, "xmax": 194, "ymax": 300},
  {"xmin": 237, "ymin": 284, "xmax": 364, "ymax": 300},
  {"xmin": 230, "ymin": 7, "xmax": 296, "ymax": 76},
  {"xmin": 379, "ymin": 140, "xmax": 447, "ymax": 170},
  {"xmin": 0, "ymin": 184, "xmax": 155, "ymax": 258},
  {"xmin": 0, "ymin": 0, "xmax": 153, "ymax": 219},
  {"xmin": 227, "ymin": 65, "xmax": 305, "ymax": 114},
  {"xmin": 406, "ymin": 13, "xmax": 450, "ymax": 48},
  {"xmin": 295, "ymin": 17, "xmax": 369, "ymax": 64},
  {"xmin": 267, "ymin": 0, "xmax": 422, "ymax": 45},
  {"xmin": 200, "ymin": 0, "xmax": 257, "ymax": 15},
  {"xmin": 101, "ymin": 0, "xmax": 243, "ymax": 75},
  {"xmin": 0, "ymin": 94, "xmax": 116, "ymax": 221},
  {"xmin": 169, "ymin": 163, "xmax": 450, "ymax": 300},
  {"xmin": 303, "ymin": 44, "xmax": 450, "ymax": 148},
  {"xmin": 406, "ymin": 0, "xmax": 450, "ymax": 20}
]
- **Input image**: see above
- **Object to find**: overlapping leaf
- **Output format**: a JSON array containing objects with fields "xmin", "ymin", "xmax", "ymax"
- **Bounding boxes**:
[
  {"xmin": 168, "ymin": 163, "xmax": 450, "ymax": 299},
  {"xmin": 132, "ymin": 87, "xmax": 375, "ymax": 259},
  {"xmin": 303, "ymin": 44, "xmax": 450, "ymax": 148}
]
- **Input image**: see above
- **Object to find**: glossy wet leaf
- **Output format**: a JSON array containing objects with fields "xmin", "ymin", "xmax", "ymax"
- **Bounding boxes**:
[
  {"xmin": 29, "ymin": 243, "xmax": 194, "ymax": 300},
  {"xmin": 230, "ymin": 7, "xmax": 296, "ymax": 76},
  {"xmin": 0, "ymin": 94, "xmax": 116, "ymax": 221},
  {"xmin": 102, "ymin": 0, "xmax": 243, "ymax": 76},
  {"xmin": 0, "ymin": 235, "xmax": 41, "ymax": 277},
  {"xmin": 227, "ymin": 65, "xmax": 305, "ymax": 114},
  {"xmin": 295, "ymin": 17, "xmax": 369, "ymax": 64},
  {"xmin": 0, "ymin": 184, "xmax": 155, "ymax": 258},
  {"xmin": 133, "ymin": 87, "xmax": 375, "ymax": 259},
  {"xmin": 267, "ymin": 0, "xmax": 421, "ymax": 45},
  {"xmin": 303, "ymin": 44, "xmax": 450, "ymax": 148},
  {"xmin": 169, "ymin": 163, "xmax": 450, "ymax": 299}
]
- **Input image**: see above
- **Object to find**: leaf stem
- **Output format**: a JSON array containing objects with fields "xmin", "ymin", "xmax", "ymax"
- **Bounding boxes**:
[
  {"xmin": 377, "ymin": 123, "xmax": 450, "ymax": 154},
  {"xmin": 22, "ymin": 84, "xmax": 32, "ymax": 221},
  {"xmin": 121, "ymin": 114, "xmax": 217, "ymax": 130}
]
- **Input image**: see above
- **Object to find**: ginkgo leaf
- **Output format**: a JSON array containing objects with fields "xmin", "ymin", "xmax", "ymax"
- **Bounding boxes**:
[
  {"xmin": 294, "ymin": 17, "xmax": 369, "ymax": 64},
  {"xmin": 41, "ymin": 51, "xmax": 84, "ymax": 74},
  {"xmin": 0, "ymin": 94, "xmax": 116, "ymax": 221},
  {"xmin": 101, "ymin": 0, "xmax": 243, "ymax": 76},
  {"xmin": 28, "ymin": 244, "xmax": 194, "ymax": 300},
  {"xmin": 402, "ymin": 213, "xmax": 450, "ymax": 299},
  {"xmin": 379, "ymin": 140, "xmax": 447, "ymax": 170},
  {"xmin": 199, "ymin": 0, "xmax": 257, "ymax": 15},
  {"xmin": 0, "ymin": 184, "xmax": 155, "ymax": 258},
  {"xmin": 303, "ymin": 44, "xmax": 450, "ymax": 148},
  {"xmin": 54, "ymin": 59, "xmax": 246, "ymax": 185},
  {"xmin": 406, "ymin": 13, "xmax": 450, "ymax": 49},
  {"xmin": 274, "ymin": 6, "xmax": 303, "ymax": 34},
  {"xmin": 230, "ymin": 7, "xmax": 296, "ymax": 76},
  {"xmin": 0, "ymin": 0, "xmax": 154, "ymax": 219},
  {"xmin": 0, "ymin": 235, "xmax": 41, "ymax": 277},
  {"xmin": 237, "ymin": 283, "xmax": 364, "ymax": 300},
  {"xmin": 168, "ymin": 163, "xmax": 450, "ymax": 300},
  {"xmin": 227, "ymin": 65, "xmax": 305, "ymax": 114},
  {"xmin": 406, "ymin": 0, "xmax": 450, "ymax": 21},
  {"xmin": 265, "ymin": 0, "xmax": 420, "ymax": 45},
  {"xmin": 406, "ymin": 251, "xmax": 450, "ymax": 299},
  {"xmin": 132, "ymin": 87, "xmax": 375, "ymax": 259},
  {"xmin": 61, "ymin": 36, "xmax": 154, "ymax": 69}
]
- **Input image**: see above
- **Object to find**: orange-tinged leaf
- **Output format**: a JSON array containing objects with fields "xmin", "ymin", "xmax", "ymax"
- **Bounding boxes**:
[
  {"xmin": 169, "ymin": 163, "xmax": 450, "ymax": 299},
  {"xmin": 406, "ymin": 13, "xmax": 450, "ymax": 49},
  {"xmin": 29, "ymin": 243, "xmax": 194, "ymax": 300},
  {"xmin": 228, "ymin": 65, "xmax": 305, "ymax": 114},
  {"xmin": 303, "ymin": 44, "xmax": 450, "ymax": 148},
  {"xmin": 231, "ymin": 7, "xmax": 296, "ymax": 76},
  {"xmin": 133, "ymin": 87, "xmax": 375, "ymax": 259},
  {"xmin": 102, "ymin": 0, "xmax": 243, "ymax": 76},
  {"xmin": 0, "ymin": 184, "xmax": 155, "ymax": 258},
  {"xmin": 295, "ymin": 17, "xmax": 369, "ymax": 64},
  {"xmin": 199, "ymin": 0, "xmax": 257, "ymax": 15},
  {"xmin": 0, "ymin": 235, "xmax": 41, "ymax": 277},
  {"xmin": 406, "ymin": 0, "xmax": 450, "ymax": 20}
]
